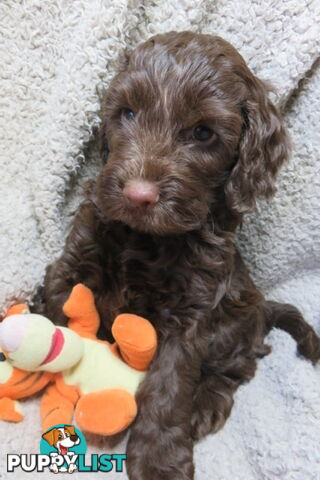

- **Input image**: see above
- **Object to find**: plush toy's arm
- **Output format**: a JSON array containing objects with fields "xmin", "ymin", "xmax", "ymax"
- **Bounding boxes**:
[
  {"xmin": 63, "ymin": 284, "xmax": 100, "ymax": 340},
  {"xmin": 41, "ymin": 378, "xmax": 79, "ymax": 433},
  {"xmin": 112, "ymin": 314, "xmax": 157, "ymax": 371}
]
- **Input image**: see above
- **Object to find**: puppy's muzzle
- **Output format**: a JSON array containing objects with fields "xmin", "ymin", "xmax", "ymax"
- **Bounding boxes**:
[{"xmin": 123, "ymin": 179, "xmax": 159, "ymax": 209}]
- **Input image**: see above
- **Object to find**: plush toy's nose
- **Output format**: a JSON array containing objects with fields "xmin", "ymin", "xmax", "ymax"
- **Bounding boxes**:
[
  {"xmin": 0, "ymin": 315, "xmax": 31, "ymax": 352},
  {"xmin": 123, "ymin": 180, "xmax": 159, "ymax": 208}
]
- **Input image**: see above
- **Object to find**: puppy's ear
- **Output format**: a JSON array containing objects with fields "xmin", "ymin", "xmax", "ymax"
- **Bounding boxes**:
[
  {"xmin": 65, "ymin": 425, "xmax": 76, "ymax": 436},
  {"xmin": 225, "ymin": 77, "xmax": 291, "ymax": 214},
  {"xmin": 42, "ymin": 429, "xmax": 56, "ymax": 446}
]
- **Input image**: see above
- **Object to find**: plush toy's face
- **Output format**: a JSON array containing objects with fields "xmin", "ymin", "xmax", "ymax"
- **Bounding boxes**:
[{"xmin": 0, "ymin": 314, "xmax": 84, "ymax": 372}]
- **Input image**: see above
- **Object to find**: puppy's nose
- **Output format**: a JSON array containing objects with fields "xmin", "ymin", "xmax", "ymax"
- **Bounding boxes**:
[{"xmin": 123, "ymin": 180, "xmax": 159, "ymax": 208}]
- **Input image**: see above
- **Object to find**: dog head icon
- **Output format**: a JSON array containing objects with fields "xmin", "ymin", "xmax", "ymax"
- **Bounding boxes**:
[{"xmin": 42, "ymin": 425, "xmax": 80, "ymax": 455}]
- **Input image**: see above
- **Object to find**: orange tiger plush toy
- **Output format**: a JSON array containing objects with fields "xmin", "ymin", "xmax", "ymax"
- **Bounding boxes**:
[{"xmin": 0, "ymin": 284, "xmax": 157, "ymax": 435}]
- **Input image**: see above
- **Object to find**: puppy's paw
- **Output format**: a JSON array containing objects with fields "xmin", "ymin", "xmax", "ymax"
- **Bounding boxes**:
[
  {"xmin": 68, "ymin": 464, "xmax": 77, "ymax": 473},
  {"xmin": 49, "ymin": 464, "xmax": 59, "ymax": 473},
  {"xmin": 191, "ymin": 408, "xmax": 226, "ymax": 441}
]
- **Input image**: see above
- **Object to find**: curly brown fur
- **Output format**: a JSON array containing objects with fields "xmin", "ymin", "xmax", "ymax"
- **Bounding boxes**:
[{"xmin": 40, "ymin": 32, "xmax": 320, "ymax": 480}]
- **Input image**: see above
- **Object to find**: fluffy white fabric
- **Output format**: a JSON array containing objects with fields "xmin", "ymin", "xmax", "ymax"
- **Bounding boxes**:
[{"xmin": 0, "ymin": 0, "xmax": 319, "ymax": 478}]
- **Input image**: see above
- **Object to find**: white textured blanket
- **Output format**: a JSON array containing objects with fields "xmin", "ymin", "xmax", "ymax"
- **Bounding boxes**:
[{"xmin": 0, "ymin": 1, "xmax": 319, "ymax": 479}]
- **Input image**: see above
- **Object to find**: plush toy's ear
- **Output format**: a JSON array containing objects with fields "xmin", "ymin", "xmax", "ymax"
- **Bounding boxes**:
[
  {"xmin": 225, "ymin": 76, "xmax": 291, "ymax": 214},
  {"xmin": 5, "ymin": 304, "xmax": 30, "ymax": 317},
  {"xmin": 42, "ymin": 428, "xmax": 56, "ymax": 446}
]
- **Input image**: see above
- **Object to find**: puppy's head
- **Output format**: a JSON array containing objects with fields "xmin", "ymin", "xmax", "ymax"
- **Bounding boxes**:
[
  {"xmin": 42, "ymin": 425, "xmax": 79, "ymax": 452},
  {"xmin": 98, "ymin": 31, "xmax": 290, "ymax": 235}
]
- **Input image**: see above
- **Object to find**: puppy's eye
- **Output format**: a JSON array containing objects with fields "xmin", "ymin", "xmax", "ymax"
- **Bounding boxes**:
[
  {"xmin": 193, "ymin": 125, "xmax": 214, "ymax": 142},
  {"xmin": 121, "ymin": 108, "xmax": 135, "ymax": 121}
]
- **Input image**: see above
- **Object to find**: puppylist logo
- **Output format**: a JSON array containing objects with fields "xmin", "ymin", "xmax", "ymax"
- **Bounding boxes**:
[
  {"xmin": 7, "ymin": 424, "xmax": 126, "ymax": 474},
  {"xmin": 40, "ymin": 424, "xmax": 86, "ymax": 473}
]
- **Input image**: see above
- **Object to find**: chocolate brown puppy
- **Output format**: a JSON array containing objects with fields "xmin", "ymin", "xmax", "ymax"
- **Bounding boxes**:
[{"xmin": 41, "ymin": 32, "xmax": 320, "ymax": 480}]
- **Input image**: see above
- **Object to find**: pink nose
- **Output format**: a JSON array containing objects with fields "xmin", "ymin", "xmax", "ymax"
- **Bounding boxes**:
[{"xmin": 123, "ymin": 180, "xmax": 159, "ymax": 208}]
